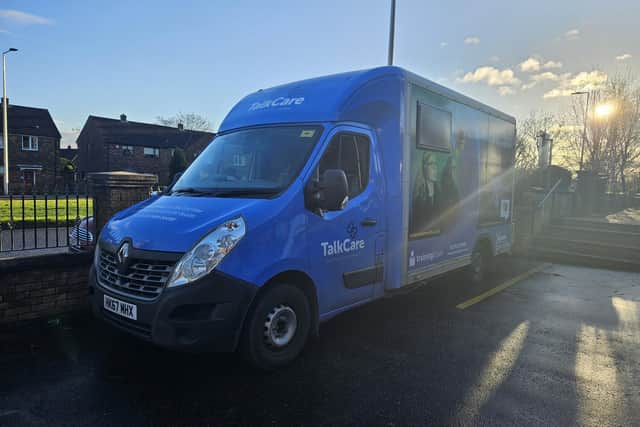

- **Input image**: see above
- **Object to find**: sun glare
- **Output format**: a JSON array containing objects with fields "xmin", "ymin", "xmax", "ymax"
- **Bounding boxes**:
[{"xmin": 594, "ymin": 103, "xmax": 615, "ymax": 118}]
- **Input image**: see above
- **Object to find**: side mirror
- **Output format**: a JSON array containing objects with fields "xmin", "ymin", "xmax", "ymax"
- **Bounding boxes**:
[{"xmin": 306, "ymin": 169, "xmax": 348, "ymax": 212}]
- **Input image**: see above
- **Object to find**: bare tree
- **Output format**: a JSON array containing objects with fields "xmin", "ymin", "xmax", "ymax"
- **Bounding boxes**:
[
  {"xmin": 156, "ymin": 113, "xmax": 213, "ymax": 131},
  {"xmin": 604, "ymin": 74, "xmax": 640, "ymax": 192},
  {"xmin": 569, "ymin": 72, "xmax": 640, "ymax": 192},
  {"xmin": 516, "ymin": 111, "xmax": 563, "ymax": 171}
]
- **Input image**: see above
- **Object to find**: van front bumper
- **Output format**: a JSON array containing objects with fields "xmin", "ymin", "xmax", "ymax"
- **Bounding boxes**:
[{"xmin": 88, "ymin": 266, "xmax": 258, "ymax": 352}]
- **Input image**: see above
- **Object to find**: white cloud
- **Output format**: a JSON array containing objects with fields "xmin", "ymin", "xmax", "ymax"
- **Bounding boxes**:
[
  {"xmin": 440, "ymin": 41, "xmax": 448, "ymax": 48},
  {"xmin": 520, "ymin": 57, "xmax": 563, "ymax": 73},
  {"xmin": 520, "ymin": 57, "xmax": 541, "ymax": 73},
  {"xmin": 0, "ymin": 9, "xmax": 52, "ymax": 25},
  {"xmin": 498, "ymin": 86, "xmax": 515, "ymax": 96},
  {"xmin": 523, "ymin": 72, "xmax": 561, "ymax": 90},
  {"xmin": 543, "ymin": 70, "xmax": 608, "ymax": 98},
  {"xmin": 464, "ymin": 36, "xmax": 480, "ymax": 45},
  {"xmin": 542, "ymin": 60, "xmax": 563, "ymax": 69},
  {"xmin": 564, "ymin": 29, "xmax": 580, "ymax": 40},
  {"xmin": 616, "ymin": 53, "xmax": 632, "ymax": 61},
  {"xmin": 532, "ymin": 72, "xmax": 561, "ymax": 82},
  {"xmin": 460, "ymin": 66, "xmax": 521, "ymax": 87},
  {"xmin": 489, "ymin": 55, "xmax": 500, "ymax": 62}
]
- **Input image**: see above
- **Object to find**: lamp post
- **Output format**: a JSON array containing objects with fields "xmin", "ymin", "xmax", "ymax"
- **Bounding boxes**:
[
  {"xmin": 387, "ymin": 0, "xmax": 396, "ymax": 65},
  {"xmin": 3, "ymin": 48, "xmax": 18, "ymax": 195},
  {"xmin": 571, "ymin": 90, "xmax": 590, "ymax": 171}
]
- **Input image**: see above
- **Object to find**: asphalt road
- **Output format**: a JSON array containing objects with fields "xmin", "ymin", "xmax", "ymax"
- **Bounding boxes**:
[{"xmin": 2, "ymin": 258, "xmax": 640, "ymax": 426}]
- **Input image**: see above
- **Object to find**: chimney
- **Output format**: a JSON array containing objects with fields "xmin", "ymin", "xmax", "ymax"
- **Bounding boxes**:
[
  {"xmin": 120, "ymin": 113, "xmax": 127, "ymax": 122},
  {"xmin": 177, "ymin": 123, "xmax": 184, "ymax": 131}
]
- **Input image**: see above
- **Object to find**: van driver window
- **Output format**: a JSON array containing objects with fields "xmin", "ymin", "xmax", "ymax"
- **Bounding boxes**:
[{"xmin": 317, "ymin": 133, "xmax": 370, "ymax": 198}]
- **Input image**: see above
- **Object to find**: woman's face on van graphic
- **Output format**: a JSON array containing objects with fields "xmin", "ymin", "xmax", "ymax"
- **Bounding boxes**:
[{"xmin": 422, "ymin": 155, "xmax": 438, "ymax": 183}]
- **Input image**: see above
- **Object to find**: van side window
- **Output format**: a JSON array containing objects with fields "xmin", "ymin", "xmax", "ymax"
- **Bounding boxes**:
[
  {"xmin": 317, "ymin": 133, "xmax": 370, "ymax": 198},
  {"xmin": 417, "ymin": 102, "xmax": 452, "ymax": 152}
]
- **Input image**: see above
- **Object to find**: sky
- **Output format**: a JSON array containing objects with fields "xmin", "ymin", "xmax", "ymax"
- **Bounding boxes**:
[{"xmin": 0, "ymin": 0, "xmax": 638, "ymax": 147}]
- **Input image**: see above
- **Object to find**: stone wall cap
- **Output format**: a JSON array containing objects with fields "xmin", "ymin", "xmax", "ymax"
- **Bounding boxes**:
[{"xmin": 88, "ymin": 171, "xmax": 158, "ymax": 186}]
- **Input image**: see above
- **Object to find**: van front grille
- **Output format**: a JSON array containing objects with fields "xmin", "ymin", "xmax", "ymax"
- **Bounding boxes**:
[{"xmin": 97, "ymin": 248, "xmax": 175, "ymax": 301}]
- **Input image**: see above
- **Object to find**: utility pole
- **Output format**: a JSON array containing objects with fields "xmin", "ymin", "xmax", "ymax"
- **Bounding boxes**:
[
  {"xmin": 3, "ymin": 48, "xmax": 18, "ymax": 195},
  {"xmin": 387, "ymin": 0, "xmax": 396, "ymax": 66}
]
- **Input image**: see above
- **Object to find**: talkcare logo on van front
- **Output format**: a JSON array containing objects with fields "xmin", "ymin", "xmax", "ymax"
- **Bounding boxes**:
[
  {"xmin": 321, "ymin": 239, "xmax": 365, "ymax": 257},
  {"xmin": 249, "ymin": 97, "xmax": 305, "ymax": 111}
]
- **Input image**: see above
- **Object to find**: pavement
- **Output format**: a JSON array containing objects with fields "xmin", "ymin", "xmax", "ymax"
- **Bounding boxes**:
[
  {"xmin": 2, "ymin": 258, "xmax": 640, "ymax": 426},
  {"xmin": 606, "ymin": 207, "xmax": 640, "ymax": 225},
  {"xmin": 0, "ymin": 227, "xmax": 71, "ymax": 258}
]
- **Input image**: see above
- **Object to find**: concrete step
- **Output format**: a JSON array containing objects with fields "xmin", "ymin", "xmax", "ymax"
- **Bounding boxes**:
[
  {"xmin": 543, "ymin": 225, "xmax": 640, "ymax": 249},
  {"xmin": 555, "ymin": 217, "xmax": 640, "ymax": 234},
  {"xmin": 529, "ymin": 247, "xmax": 640, "ymax": 272},
  {"xmin": 533, "ymin": 236, "xmax": 640, "ymax": 263}
]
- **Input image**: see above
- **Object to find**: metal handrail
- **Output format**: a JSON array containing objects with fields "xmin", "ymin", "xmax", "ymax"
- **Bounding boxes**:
[
  {"xmin": 530, "ymin": 179, "xmax": 563, "ymax": 236},
  {"xmin": 536, "ymin": 179, "xmax": 563, "ymax": 210}
]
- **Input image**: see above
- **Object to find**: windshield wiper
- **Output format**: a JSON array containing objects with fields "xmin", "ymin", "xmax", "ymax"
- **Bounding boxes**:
[
  {"xmin": 171, "ymin": 188, "xmax": 216, "ymax": 196},
  {"xmin": 212, "ymin": 189, "xmax": 281, "ymax": 198}
]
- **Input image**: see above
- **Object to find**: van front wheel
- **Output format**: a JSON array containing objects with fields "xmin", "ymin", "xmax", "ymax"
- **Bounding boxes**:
[{"xmin": 240, "ymin": 284, "xmax": 311, "ymax": 370}]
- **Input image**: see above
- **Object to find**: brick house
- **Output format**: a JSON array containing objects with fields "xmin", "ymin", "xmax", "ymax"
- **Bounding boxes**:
[
  {"xmin": 76, "ymin": 114, "xmax": 215, "ymax": 184},
  {"xmin": 0, "ymin": 99, "xmax": 62, "ymax": 192}
]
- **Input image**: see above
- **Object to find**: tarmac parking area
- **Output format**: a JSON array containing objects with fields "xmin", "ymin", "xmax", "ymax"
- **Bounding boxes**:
[{"xmin": 2, "ymin": 258, "xmax": 640, "ymax": 426}]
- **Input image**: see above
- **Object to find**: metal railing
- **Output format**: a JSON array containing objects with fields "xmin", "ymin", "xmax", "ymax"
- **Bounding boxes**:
[
  {"xmin": 0, "ymin": 184, "xmax": 93, "ymax": 254},
  {"xmin": 530, "ymin": 179, "xmax": 563, "ymax": 236}
]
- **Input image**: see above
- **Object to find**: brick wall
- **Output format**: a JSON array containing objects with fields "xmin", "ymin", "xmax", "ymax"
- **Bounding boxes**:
[
  {"xmin": 88, "ymin": 171, "xmax": 159, "ymax": 236},
  {"xmin": 106, "ymin": 144, "xmax": 173, "ymax": 184},
  {"xmin": 0, "ymin": 252, "xmax": 92, "ymax": 328}
]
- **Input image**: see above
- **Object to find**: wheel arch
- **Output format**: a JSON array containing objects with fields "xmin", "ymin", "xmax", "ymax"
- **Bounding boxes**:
[
  {"xmin": 247, "ymin": 270, "xmax": 320, "ymax": 337},
  {"xmin": 474, "ymin": 233, "xmax": 495, "ymax": 257}
]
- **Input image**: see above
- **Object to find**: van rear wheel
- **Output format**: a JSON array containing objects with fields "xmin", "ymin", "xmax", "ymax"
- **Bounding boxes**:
[
  {"xmin": 468, "ymin": 247, "xmax": 489, "ymax": 284},
  {"xmin": 240, "ymin": 284, "xmax": 311, "ymax": 370}
]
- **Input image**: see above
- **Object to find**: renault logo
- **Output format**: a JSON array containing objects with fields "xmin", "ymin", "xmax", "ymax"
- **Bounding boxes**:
[{"xmin": 117, "ymin": 242, "xmax": 130, "ymax": 269}]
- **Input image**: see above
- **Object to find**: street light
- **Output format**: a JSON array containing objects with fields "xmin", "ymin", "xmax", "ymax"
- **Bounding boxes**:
[
  {"xmin": 3, "ymin": 47, "xmax": 18, "ymax": 195},
  {"xmin": 387, "ymin": 0, "xmax": 396, "ymax": 65},
  {"xmin": 571, "ymin": 90, "xmax": 590, "ymax": 171}
]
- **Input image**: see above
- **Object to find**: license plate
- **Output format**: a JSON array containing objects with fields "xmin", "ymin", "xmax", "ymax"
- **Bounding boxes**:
[{"xmin": 103, "ymin": 295, "xmax": 137, "ymax": 320}]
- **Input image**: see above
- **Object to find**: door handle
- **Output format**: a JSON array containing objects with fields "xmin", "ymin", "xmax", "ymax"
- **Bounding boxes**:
[{"xmin": 361, "ymin": 218, "xmax": 377, "ymax": 227}]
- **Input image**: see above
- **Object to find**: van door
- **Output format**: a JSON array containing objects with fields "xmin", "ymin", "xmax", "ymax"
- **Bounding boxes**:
[{"xmin": 305, "ymin": 127, "xmax": 385, "ymax": 314}]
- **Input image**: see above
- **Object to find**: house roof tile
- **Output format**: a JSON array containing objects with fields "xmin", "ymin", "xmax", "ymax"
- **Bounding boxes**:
[
  {"xmin": 1, "ymin": 103, "xmax": 61, "ymax": 139},
  {"xmin": 86, "ymin": 115, "xmax": 215, "ymax": 149}
]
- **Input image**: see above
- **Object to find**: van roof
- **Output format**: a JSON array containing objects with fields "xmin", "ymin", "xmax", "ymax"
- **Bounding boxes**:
[{"xmin": 219, "ymin": 66, "xmax": 515, "ymax": 133}]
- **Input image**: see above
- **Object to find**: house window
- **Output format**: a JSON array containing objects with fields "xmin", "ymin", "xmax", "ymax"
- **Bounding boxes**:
[
  {"xmin": 21, "ymin": 135, "xmax": 39, "ymax": 151},
  {"xmin": 144, "ymin": 147, "xmax": 160, "ymax": 158},
  {"xmin": 121, "ymin": 145, "xmax": 134, "ymax": 155}
]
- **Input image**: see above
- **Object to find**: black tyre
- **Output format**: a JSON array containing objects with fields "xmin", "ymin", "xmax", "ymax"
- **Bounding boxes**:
[
  {"xmin": 468, "ymin": 247, "xmax": 488, "ymax": 284},
  {"xmin": 240, "ymin": 284, "xmax": 311, "ymax": 370}
]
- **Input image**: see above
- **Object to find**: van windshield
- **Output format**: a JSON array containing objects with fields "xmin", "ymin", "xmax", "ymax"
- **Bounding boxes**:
[{"xmin": 172, "ymin": 125, "xmax": 323, "ymax": 197}]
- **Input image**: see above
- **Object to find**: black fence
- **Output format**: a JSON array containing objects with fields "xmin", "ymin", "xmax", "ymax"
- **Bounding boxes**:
[{"xmin": 0, "ymin": 184, "xmax": 93, "ymax": 255}]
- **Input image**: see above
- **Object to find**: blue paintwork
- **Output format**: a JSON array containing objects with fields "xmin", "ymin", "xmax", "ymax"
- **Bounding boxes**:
[{"xmin": 100, "ymin": 66, "xmax": 515, "ymax": 321}]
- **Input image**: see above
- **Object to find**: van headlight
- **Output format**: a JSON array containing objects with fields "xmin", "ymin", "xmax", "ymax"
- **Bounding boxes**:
[{"xmin": 167, "ymin": 217, "xmax": 246, "ymax": 287}]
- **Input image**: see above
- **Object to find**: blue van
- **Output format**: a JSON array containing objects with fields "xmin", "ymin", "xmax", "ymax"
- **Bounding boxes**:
[{"xmin": 89, "ymin": 66, "xmax": 515, "ymax": 369}]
